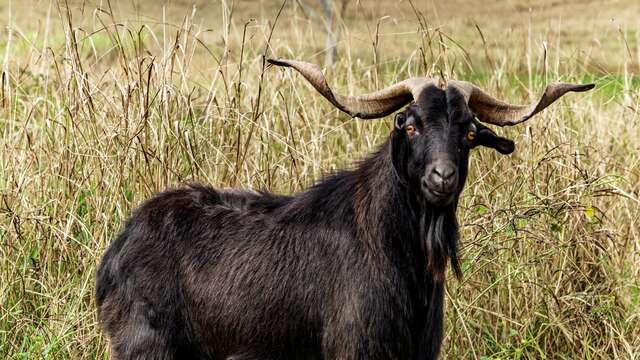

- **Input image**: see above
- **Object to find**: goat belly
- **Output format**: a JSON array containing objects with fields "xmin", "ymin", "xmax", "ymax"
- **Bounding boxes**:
[{"xmin": 180, "ymin": 218, "xmax": 329, "ymax": 358}]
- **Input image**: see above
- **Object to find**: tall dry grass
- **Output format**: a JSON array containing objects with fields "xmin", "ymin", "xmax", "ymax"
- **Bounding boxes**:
[{"xmin": 1, "ymin": 0, "xmax": 639, "ymax": 359}]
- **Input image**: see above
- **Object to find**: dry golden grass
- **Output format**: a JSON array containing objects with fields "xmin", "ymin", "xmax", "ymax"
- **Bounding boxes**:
[{"xmin": 1, "ymin": 0, "xmax": 639, "ymax": 359}]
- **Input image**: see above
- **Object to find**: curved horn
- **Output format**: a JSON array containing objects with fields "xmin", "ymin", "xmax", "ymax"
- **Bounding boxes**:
[
  {"xmin": 450, "ymin": 81, "xmax": 595, "ymax": 127},
  {"xmin": 268, "ymin": 58, "xmax": 435, "ymax": 119}
]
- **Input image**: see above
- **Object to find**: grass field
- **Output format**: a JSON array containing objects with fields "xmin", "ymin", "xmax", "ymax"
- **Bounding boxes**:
[{"xmin": 1, "ymin": 0, "xmax": 639, "ymax": 358}]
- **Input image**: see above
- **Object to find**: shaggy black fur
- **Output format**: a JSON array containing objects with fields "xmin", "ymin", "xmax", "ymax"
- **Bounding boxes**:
[{"xmin": 96, "ymin": 84, "xmax": 514, "ymax": 359}]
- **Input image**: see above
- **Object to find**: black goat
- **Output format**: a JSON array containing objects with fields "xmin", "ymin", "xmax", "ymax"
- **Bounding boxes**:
[{"xmin": 96, "ymin": 59, "xmax": 593, "ymax": 359}]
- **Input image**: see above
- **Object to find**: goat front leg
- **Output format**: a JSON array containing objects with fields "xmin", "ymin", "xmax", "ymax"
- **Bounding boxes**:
[
  {"xmin": 415, "ymin": 280, "xmax": 445, "ymax": 360},
  {"xmin": 321, "ymin": 296, "xmax": 415, "ymax": 360}
]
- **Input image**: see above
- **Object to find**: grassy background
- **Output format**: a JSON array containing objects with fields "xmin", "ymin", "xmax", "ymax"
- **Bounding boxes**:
[{"xmin": 1, "ymin": 0, "xmax": 639, "ymax": 358}]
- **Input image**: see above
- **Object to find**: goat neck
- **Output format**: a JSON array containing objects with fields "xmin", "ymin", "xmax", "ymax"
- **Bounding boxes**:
[{"xmin": 351, "ymin": 140, "xmax": 461, "ymax": 281}]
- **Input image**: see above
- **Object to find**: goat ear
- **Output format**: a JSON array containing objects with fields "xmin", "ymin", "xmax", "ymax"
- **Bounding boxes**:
[
  {"xmin": 394, "ymin": 112, "xmax": 406, "ymax": 129},
  {"xmin": 472, "ymin": 122, "xmax": 515, "ymax": 155},
  {"xmin": 391, "ymin": 128, "xmax": 410, "ymax": 183}
]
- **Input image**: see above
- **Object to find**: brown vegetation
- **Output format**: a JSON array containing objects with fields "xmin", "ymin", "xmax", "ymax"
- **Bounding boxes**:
[{"xmin": 1, "ymin": 0, "xmax": 638, "ymax": 358}]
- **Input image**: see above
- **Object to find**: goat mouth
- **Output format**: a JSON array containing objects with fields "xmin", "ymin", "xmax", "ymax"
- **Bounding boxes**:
[
  {"xmin": 423, "ymin": 187, "xmax": 454, "ymax": 205},
  {"xmin": 429, "ymin": 188, "xmax": 450, "ymax": 196}
]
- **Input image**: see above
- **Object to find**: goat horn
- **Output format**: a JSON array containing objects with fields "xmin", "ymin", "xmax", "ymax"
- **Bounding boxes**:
[
  {"xmin": 268, "ymin": 58, "xmax": 436, "ymax": 119},
  {"xmin": 449, "ymin": 81, "xmax": 595, "ymax": 127}
]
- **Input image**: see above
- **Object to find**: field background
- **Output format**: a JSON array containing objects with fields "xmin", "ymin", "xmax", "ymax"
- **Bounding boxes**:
[{"xmin": 1, "ymin": 0, "xmax": 639, "ymax": 358}]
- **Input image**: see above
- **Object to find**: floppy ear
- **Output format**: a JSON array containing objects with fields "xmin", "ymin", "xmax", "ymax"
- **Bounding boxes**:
[
  {"xmin": 391, "ymin": 113, "xmax": 410, "ymax": 183},
  {"xmin": 472, "ymin": 121, "xmax": 515, "ymax": 154}
]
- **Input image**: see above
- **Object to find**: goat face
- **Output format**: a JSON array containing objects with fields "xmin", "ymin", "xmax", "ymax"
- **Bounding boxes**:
[{"xmin": 391, "ymin": 85, "xmax": 514, "ymax": 207}]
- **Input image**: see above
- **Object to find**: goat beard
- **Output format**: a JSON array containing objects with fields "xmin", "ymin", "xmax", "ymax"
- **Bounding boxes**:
[{"xmin": 419, "ymin": 206, "xmax": 462, "ymax": 281}]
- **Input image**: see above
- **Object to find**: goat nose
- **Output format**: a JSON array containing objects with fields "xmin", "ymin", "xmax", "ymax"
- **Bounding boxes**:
[
  {"xmin": 429, "ymin": 161, "xmax": 457, "ymax": 191},
  {"xmin": 433, "ymin": 163, "xmax": 455, "ymax": 180}
]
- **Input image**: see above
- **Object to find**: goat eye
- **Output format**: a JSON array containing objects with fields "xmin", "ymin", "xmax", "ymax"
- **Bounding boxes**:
[
  {"xmin": 406, "ymin": 125, "xmax": 416, "ymax": 137},
  {"xmin": 466, "ymin": 131, "xmax": 476, "ymax": 141}
]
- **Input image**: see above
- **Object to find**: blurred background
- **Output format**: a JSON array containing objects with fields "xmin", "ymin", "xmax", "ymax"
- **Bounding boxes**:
[{"xmin": 1, "ymin": 0, "xmax": 639, "ymax": 358}]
